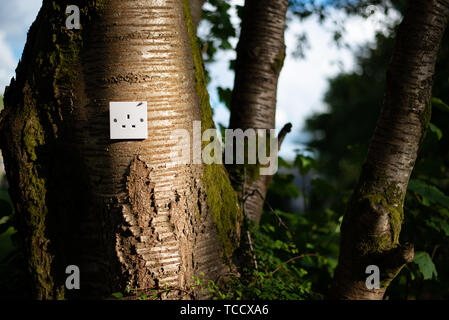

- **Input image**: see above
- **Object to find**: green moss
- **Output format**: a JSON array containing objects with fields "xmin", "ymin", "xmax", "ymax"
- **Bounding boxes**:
[
  {"xmin": 182, "ymin": 0, "xmax": 242, "ymax": 259},
  {"xmin": 3, "ymin": 0, "xmax": 109, "ymax": 299},
  {"xmin": 347, "ymin": 181, "xmax": 404, "ymax": 256},
  {"xmin": 368, "ymin": 186, "xmax": 403, "ymax": 238},
  {"xmin": 22, "ymin": 106, "xmax": 45, "ymax": 162},
  {"xmin": 202, "ymin": 163, "xmax": 242, "ymax": 258},
  {"xmin": 271, "ymin": 46, "xmax": 286, "ymax": 75},
  {"xmin": 181, "ymin": 0, "xmax": 213, "ymax": 130},
  {"xmin": 18, "ymin": 98, "xmax": 58, "ymax": 297},
  {"xmin": 182, "ymin": 2, "xmax": 279, "ymax": 189}
]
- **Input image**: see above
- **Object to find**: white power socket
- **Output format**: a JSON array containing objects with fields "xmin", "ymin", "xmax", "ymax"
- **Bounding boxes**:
[{"xmin": 109, "ymin": 101, "xmax": 148, "ymax": 140}]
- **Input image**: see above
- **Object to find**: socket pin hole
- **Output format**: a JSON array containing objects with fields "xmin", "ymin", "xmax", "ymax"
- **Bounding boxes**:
[
  {"xmin": 122, "ymin": 125, "xmax": 126, "ymax": 128},
  {"xmin": 132, "ymin": 125, "xmax": 136, "ymax": 128},
  {"xmin": 127, "ymin": 114, "xmax": 130, "ymax": 119}
]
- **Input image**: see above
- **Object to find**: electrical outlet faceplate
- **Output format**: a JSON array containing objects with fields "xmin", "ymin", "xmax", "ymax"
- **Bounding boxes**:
[{"xmin": 109, "ymin": 101, "xmax": 148, "ymax": 139}]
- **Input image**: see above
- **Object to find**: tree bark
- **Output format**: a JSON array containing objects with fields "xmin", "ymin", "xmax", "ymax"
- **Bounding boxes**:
[
  {"xmin": 0, "ymin": 0, "xmax": 241, "ymax": 299},
  {"xmin": 229, "ymin": 0, "xmax": 289, "ymax": 223},
  {"xmin": 190, "ymin": 0, "xmax": 205, "ymax": 29},
  {"xmin": 331, "ymin": 0, "xmax": 449, "ymax": 300}
]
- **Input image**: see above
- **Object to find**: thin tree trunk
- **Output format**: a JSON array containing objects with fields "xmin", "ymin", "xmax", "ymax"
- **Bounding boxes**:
[
  {"xmin": 331, "ymin": 0, "xmax": 449, "ymax": 300},
  {"xmin": 0, "ymin": 0, "xmax": 241, "ymax": 299},
  {"xmin": 229, "ymin": 0, "xmax": 289, "ymax": 223}
]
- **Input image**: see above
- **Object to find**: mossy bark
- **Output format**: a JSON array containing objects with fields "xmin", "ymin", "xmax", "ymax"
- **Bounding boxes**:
[
  {"xmin": 0, "ymin": 0, "xmax": 240, "ymax": 299},
  {"xmin": 0, "ymin": 0, "xmax": 107, "ymax": 299},
  {"xmin": 331, "ymin": 0, "xmax": 449, "ymax": 300},
  {"xmin": 182, "ymin": 0, "xmax": 243, "ymax": 261}
]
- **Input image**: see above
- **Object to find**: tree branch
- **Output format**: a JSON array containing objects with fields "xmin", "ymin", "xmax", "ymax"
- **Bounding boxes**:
[{"xmin": 277, "ymin": 122, "xmax": 292, "ymax": 151}]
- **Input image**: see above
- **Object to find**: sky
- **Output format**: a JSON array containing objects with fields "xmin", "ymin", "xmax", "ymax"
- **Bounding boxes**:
[{"xmin": 0, "ymin": 0, "xmax": 399, "ymax": 160}]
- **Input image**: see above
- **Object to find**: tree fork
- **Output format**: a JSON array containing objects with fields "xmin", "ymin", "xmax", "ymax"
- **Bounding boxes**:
[{"xmin": 331, "ymin": 0, "xmax": 449, "ymax": 300}]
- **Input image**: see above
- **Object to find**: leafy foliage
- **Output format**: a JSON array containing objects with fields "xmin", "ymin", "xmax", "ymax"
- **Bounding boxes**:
[
  {"xmin": 408, "ymin": 179, "xmax": 449, "ymax": 208},
  {"xmin": 199, "ymin": 0, "xmax": 236, "ymax": 64},
  {"xmin": 192, "ymin": 219, "xmax": 325, "ymax": 300}
]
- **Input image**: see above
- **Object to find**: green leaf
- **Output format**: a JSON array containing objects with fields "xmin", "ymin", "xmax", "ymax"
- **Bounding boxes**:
[
  {"xmin": 432, "ymin": 97, "xmax": 449, "ymax": 112},
  {"xmin": 429, "ymin": 123, "xmax": 443, "ymax": 140},
  {"xmin": 413, "ymin": 251, "xmax": 437, "ymax": 280},
  {"xmin": 0, "ymin": 219, "xmax": 12, "ymax": 235},
  {"xmin": 408, "ymin": 179, "xmax": 449, "ymax": 208},
  {"xmin": 111, "ymin": 292, "xmax": 123, "ymax": 299}
]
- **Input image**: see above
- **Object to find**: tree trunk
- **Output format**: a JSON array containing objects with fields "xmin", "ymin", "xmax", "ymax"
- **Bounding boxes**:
[
  {"xmin": 0, "ymin": 0, "xmax": 241, "ymax": 299},
  {"xmin": 331, "ymin": 0, "xmax": 449, "ymax": 300},
  {"xmin": 229, "ymin": 0, "xmax": 289, "ymax": 223},
  {"xmin": 190, "ymin": 0, "xmax": 205, "ymax": 29}
]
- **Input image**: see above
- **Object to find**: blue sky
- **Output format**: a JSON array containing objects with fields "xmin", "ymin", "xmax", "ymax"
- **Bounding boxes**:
[{"xmin": 0, "ymin": 0, "xmax": 399, "ymax": 160}]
